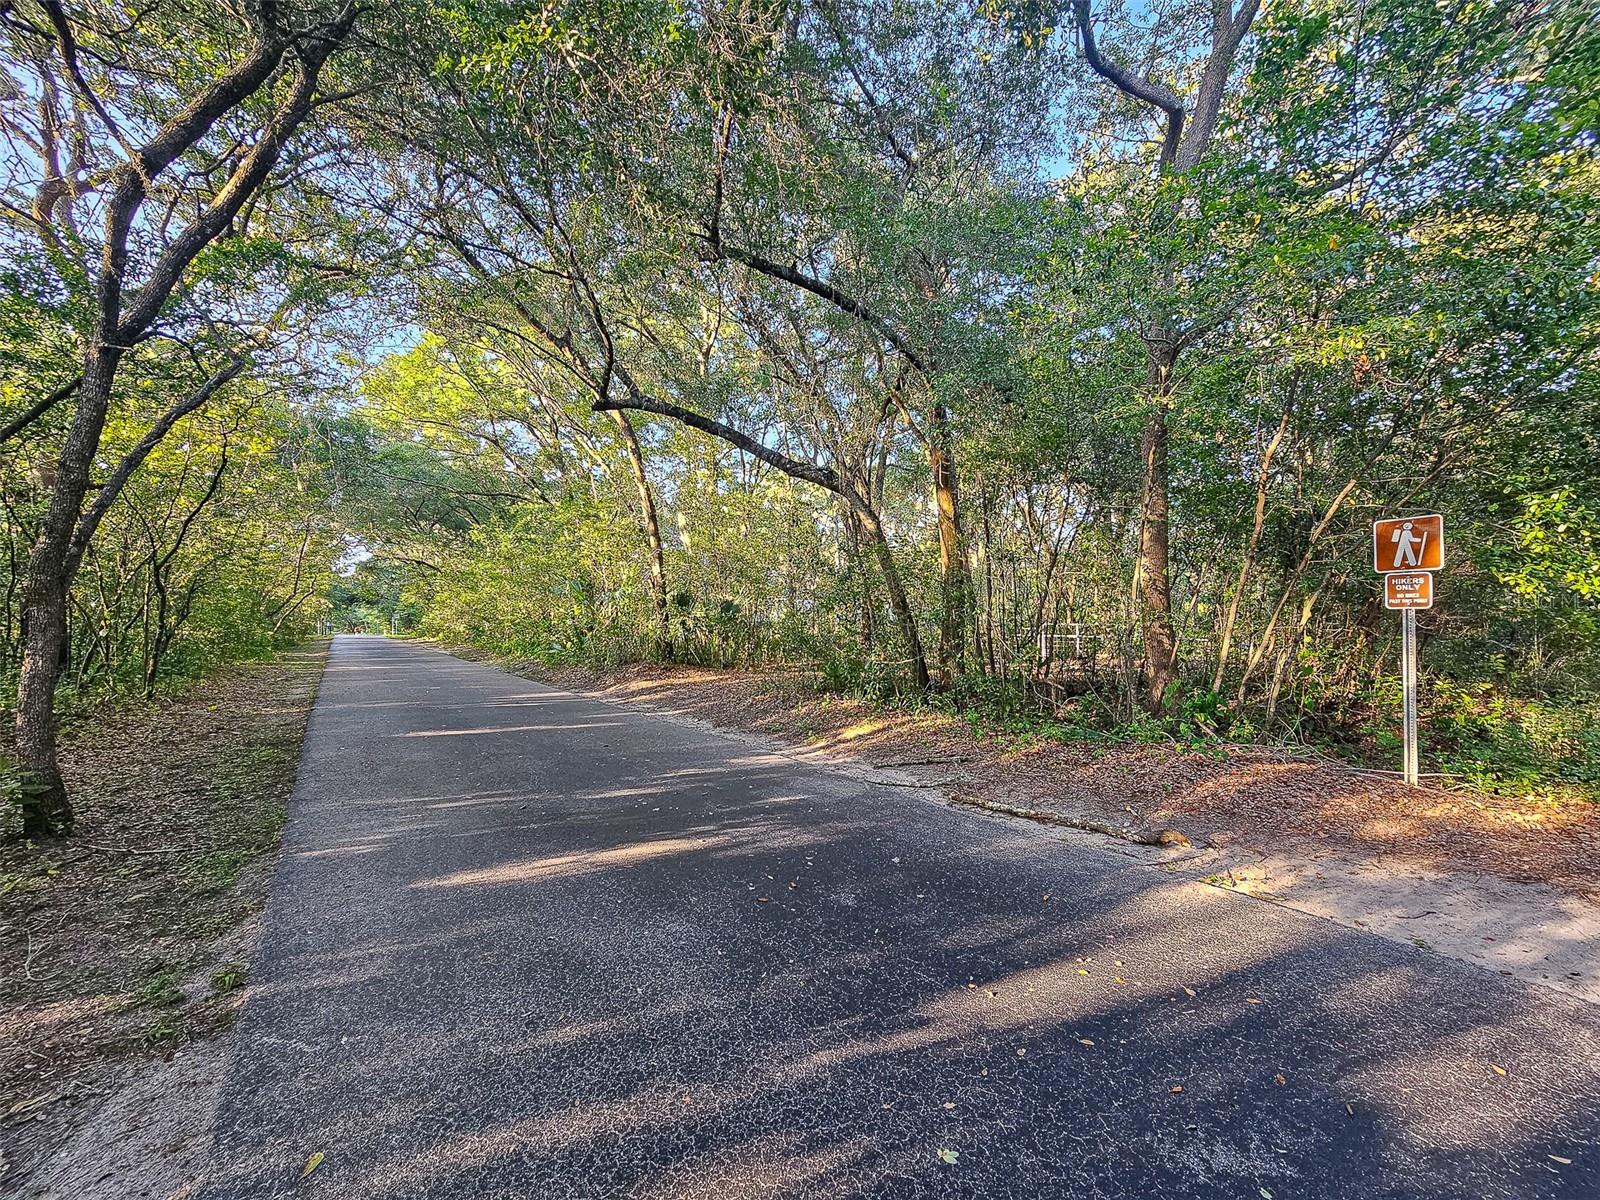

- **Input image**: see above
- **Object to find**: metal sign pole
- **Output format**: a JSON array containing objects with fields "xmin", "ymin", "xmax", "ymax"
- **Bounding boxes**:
[{"xmin": 1401, "ymin": 608, "xmax": 1419, "ymax": 786}]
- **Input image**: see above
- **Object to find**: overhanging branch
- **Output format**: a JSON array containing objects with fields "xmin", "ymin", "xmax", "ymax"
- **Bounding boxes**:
[
  {"xmin": 65, "ymin": 354, "xmax": 246, "ymax": 578},
  {"xmin": 0, "ymin": 376, "xmax": 80, "ymax": 443},
  {"xmin": 594, "ymin": 383, "xmax": 843, "ymax": 497},
  {"xmin": 706, "ymin": 241, "xmax": 930, "ymax": 377}
]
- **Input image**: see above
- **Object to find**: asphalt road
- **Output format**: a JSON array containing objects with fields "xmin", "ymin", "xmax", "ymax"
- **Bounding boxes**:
[{"xmin": 201, "ymin": 636, "xmax": 1600, "ymax": 1199}]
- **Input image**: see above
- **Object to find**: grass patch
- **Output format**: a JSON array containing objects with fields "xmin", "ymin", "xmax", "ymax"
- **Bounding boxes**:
[
  {"xmin": 123, "ymin": 966, "xmax": 185, "ymax": 1012},
  {"xmin": 210, "ymin": 961, "xmax": 249, "ymax": 995}
]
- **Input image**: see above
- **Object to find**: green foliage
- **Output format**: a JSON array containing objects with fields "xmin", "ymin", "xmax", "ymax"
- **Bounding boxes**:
[
  {"xmin": 1423, "ymin": 682, "xmax": 1600, "ymax": 800},
  {"xmin": 331, "ymin": 0, "xmax": 1594, "ymax": 804},
  {"xmin": 2, "ymin": 0, "xmax": 1594, "ymax": 810},
  {"xmin": 122, "ymin": 967, "xmax": 185, "ymax": 1012},
  {"xmin": 210, "ymin": 962, "xmax": 249, "ymax": 996}
]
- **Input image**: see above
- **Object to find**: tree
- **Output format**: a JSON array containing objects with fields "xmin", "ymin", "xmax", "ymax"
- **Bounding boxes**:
[
  {"xmin": 2, "ymin": 0, "xmax": 362, "ymax": 834},
  {"xmin": 1067, "ymin": 0, "xmax": 1260, "ymax": 710}
]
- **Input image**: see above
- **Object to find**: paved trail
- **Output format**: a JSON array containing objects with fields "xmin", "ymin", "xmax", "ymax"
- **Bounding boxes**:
[{"xmin": 202, "ymin": 636, "xmax": 1600, "ymax": 1199}]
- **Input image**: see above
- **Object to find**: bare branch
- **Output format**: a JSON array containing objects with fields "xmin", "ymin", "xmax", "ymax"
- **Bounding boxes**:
[
  {"xmin": 1071, "ymin": 0, "xmax": 1185, "ymax": 168},
  {"xmin": 706, "ymin": 240, "xmax": 929, "ymax": 376},
  {"xmin": 595, "ymin": 374, "xmax": 845, "ymax": 498}
]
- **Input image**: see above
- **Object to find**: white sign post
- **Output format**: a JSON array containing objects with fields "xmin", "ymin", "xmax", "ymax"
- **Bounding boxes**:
[{"xmin": 1373, "ymin": 516, "xmax": 1443, "ymax": 786}]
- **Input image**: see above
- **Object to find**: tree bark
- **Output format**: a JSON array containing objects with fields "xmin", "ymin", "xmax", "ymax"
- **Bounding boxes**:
[
  {"xmin": 927, "ymin": 402, "xmax": 969, "ymax": 686},
  {"xmin": 844, "ymin": 507, "xmax": 878, "ymax": 652},
  {"xmin": 853, "ymin": 501, "xmax": 928, "ymax": 690},
  {"xmin": 1073, "ymin": 0, "xmax": 1260, "ymax": 712},
  {"xmin": 1137, "ymin": 354, "xmax": 1178, "ymax": 711},
  {"xmin": 608, "ymin": 409, "xmax": 672, "ymax": 658},
  {"xmin": 15, "ymin": 344, "xmax": 118, "ymax": 835}
]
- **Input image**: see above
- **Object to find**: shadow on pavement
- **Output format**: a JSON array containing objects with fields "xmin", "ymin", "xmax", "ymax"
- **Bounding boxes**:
[{"xmin": 199, "ymin": 637, "xmax": 1600, "ymax": 1200}]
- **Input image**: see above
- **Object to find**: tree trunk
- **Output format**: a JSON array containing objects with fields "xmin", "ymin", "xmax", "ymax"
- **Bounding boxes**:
[
  {"xmin": 1213, "ymin": 400, "xmax": 1292, "ymax": 692},
  {"xmin": 846, "ymin": 508, "xmax": 878, "ymax": 652},
  {"xmin": 926, "ymin": 402, "xmax": 968, "ymax": 687},
  {"xmin": 11, "ymin": 7, "xmax": 354, "ymax": 837},
  {"xmin": 609, "ymin": 410, "xmax": 671, "ymax": 658},
  {"xmin": 1073, "ymin": 0, "xmax": 1261, "ymax": 713},
  {"xmin": 854, "ymin": 500, "xmax": 929, "ymax": 690},
  {"xmin": 1137, "ymin": 347, "xmax": 1178, "ymax": 712},
  {"xmin": 16, "ymin": 345, "xmax": 120, "ymax": 834}
]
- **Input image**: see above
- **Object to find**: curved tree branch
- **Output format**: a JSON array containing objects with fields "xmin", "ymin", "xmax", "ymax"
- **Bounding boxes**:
[
  {"xmin": 65, "ymin": 354, "xmax": 245, "ymax": 578},
  {"xmin": 706, "ymin": 240, "xmax": 929, "ymax": 377},
  {"xmin": 0, "ymin": 377, "xmax": 79, "ymax": 443}
]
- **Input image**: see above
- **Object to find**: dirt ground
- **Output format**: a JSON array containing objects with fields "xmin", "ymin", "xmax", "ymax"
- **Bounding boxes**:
[
  {"xmin": 499, "ymin": 659, "xmax": 1600, "ymax": 1004},
  {"xmin": 0, "ymin": 644, "xmax": 326, "ymax": 1193}
]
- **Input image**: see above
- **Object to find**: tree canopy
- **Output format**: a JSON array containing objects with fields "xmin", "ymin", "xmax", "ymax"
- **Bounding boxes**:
[{"xmin": 3, "ymin": 0, "xmax": 1597, "ymax": 834}]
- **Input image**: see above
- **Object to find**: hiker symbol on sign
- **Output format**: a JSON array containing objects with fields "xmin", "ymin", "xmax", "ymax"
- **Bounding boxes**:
[
  {"xmin": 1373, "ymin": 514, "xmax": 1443, "ymax": 574},
  {"xmin": 1391, "ymin": 521, "xmax": 1427, "ymax": 568}
]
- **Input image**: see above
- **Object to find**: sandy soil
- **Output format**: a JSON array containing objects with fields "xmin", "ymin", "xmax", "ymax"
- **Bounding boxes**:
[
  {"xmin": 11, "ymin": 925, "xmax": 255, "ymax": 1200},
  {"xmin": 497, "ymin": 658, "xmax": 1600, "ymax": 1007}
]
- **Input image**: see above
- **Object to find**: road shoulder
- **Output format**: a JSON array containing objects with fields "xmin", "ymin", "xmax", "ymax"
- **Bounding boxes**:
[{"xmin": 0, "ymin": 643, "xmax": 328, "ymax": 1196}]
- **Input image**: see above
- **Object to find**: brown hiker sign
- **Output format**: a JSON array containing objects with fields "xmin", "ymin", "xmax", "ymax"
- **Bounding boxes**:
[
  {"xmin": 1372, "ymin": 513, "xmax": 1443, "ymax": 786},
  {"xmin": 1373, "ymin": 514, "xmax": 1443, "ymax": 573}
]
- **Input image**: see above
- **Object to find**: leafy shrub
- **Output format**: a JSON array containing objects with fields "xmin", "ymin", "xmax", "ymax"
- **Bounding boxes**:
[{"xmin": 1422, "ymin": 681, "xmax": 1598, "ymax": 799}]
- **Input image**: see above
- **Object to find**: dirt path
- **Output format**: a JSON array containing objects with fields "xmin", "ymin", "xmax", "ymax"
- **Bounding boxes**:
[
  {"xmin": 495, "ymin": 658, "xmax": 1600, "ymax": 1005},
  {"xmin": 0, "ymin": 643, "xmax": 327, "ymax": 1194}
]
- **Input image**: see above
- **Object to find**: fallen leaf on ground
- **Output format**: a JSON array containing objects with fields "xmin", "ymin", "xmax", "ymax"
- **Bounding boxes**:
[
  {"xmin": 937, "ymin": 1148, "xmax": 959, "ymax": 1165},
  {"xmin": 1079, "ymin": 1038, "xmax": 1095, "ymax": 1046},
  {"xmin": 1274, "ymin": 1074, "xmax": 1286, "ymax": 1085},
  {"xmin": 4, "ymin": 1093, "xmax": 60, "ymax": 1118},
  {"xmin": 1549, "ymin": 1155, "xmax": 1572, "ymax": 1165},
  {"xmin": 1170, "ymin": 1086, "xmax": 1184, "ymax": 1094},
  {"xmin": 1491, "ymin": 1064, "xmax": 1507, "ymax": 1076},
  {"xmin": 300, "ymin": 1150, "xmax": 325, "ymax": 1180},
  {"xmin": 1183, "ymin": 986, "xmax": 1197, "ymax": 997}
]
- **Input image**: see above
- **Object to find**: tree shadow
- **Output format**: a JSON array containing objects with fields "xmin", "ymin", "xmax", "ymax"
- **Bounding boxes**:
[{"xmin": 197, "ymin": 639, "xmax": 1600, "ymax": 1198}]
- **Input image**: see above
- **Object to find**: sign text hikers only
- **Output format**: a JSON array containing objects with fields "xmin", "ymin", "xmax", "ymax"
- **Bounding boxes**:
[{"xmin": 1384, "ymin": 571, "xmax": 1434, "ymax": 611}]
